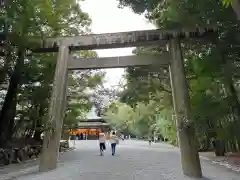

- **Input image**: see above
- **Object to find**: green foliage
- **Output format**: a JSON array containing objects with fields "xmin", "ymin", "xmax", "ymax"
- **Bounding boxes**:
[
  {"xmin": 0, "ymin": 0, "xmax": 105, "ymax": 141},
  {"xmin": 104, "ymin": 101, "xmax": 132, "ymax": 131},
  {"xmin": 113, "ymin": 0, "xmax": 240, "ymax": 152},
  {"xmin": 222, "ymin": 0, "xmax": 232, "ymax": 7},
  {"xmin": 155, "ymin": 109, "xmax": 177, "ymax": 145},
  {"xmin": 117, "ymin": 0, "xmax": 160, "ymax": 14},
  {"xmin": 65, "ymin": 50, "xmax": 105, "ymax": 128},
  {"xmin": 120, "ymin": 47, "xmax": 171, "ymax": 106},
  {"xmin": 105, "ymin": 100, "xmax": 162, "ymax": 137}
]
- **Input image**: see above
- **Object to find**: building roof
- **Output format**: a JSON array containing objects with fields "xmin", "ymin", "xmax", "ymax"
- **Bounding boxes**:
[
  {"xmin": 76, "ymin": 123, "xmax": 110, "ymax": 128},
  {"xmin": 79, "ymin": 118, "xmax": 106, "ymax": 122},
  {"xmin": 78, "ymin": 121, "xmax": 108, "ymax": 126}
]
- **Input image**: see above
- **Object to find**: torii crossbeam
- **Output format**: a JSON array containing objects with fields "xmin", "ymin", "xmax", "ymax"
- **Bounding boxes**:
[
  {"xmin": 68, "ymin": 54, "xmax": 170, "ymax": 70},
  {"xmin": 0, "ymin": 25, "xmax": 216, "ymax": 53}
]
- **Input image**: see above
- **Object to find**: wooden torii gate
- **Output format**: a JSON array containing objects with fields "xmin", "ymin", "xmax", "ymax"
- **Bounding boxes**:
[{"xmin": 20, "ymin": 27, "xmax": 216, "ymax": 177}]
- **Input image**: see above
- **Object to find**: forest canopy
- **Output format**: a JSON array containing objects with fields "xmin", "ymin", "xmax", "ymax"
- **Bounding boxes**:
[
  {"xmin": 103, "ymin": 0, "xmax": 240, "ymax": 154},
  {"xmin": 0, "ymin": 0, "xmax": 105, "ymax": 148}
]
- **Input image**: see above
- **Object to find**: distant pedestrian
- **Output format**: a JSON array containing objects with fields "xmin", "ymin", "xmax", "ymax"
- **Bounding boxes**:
[
  {"xmin": 121, "ymin": 134, "xmax": 124, "ymax": 140},
  {"xmin": 99, "ymin": 132, "xmax": 106, "ymax": 156},
  {"xmin": 109, "ymin": 131, "xmax": 119, "ymax": 156},
  {"xmin": 148, "ymin": 137, "xmax": 152, "ymax": 145}
]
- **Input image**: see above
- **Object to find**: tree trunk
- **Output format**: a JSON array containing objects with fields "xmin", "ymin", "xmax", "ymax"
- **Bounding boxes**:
[
  {"xmin": 231, "ymin": 139, "xmax": 237, "ymax": 152},
  {"xmin": 214, "ymin": 140, "xmax": 225, "ymax": 156},
  {"xmin": 0, "ymin": 48, "xmax": 25, "ymax": 148},
  {"xmin": 12, "ymin": 105, "xmax": 34, "ymax": 137},
  {"xmin": 227, "ymin": 79, "xmax": 240, "ymax": 113},
  {"xmin": 237, "ymin": 140, "xmax": 240, "ymax": 151},
  {"xmin": 199, "ymin": 136, "xmax": 210, "ymax": 152},
  {"xmin": 33, "ymin": 104, "xmax": 45, "ymax": 143},
  {"xmin": 0, "ymin": 17, "xmax": 12, "ymax": 84},
  {"xmin": 6, "ymin": 98, "xmax": 17, "ymax": 141},
  {"xmin": 232, "ymin": 0, "xmax": 240, "ymax": 20},
  {"xmin": 12, "ymin": 113, "xmax": 25, "ymax": 137},
  {"xmin": 169, "ymin": 38, "xmax": 202, "ymax": 178}
]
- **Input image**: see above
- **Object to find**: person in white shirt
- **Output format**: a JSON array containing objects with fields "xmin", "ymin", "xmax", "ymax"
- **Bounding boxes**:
[
  {"xmin": 109, "ymin": 131, "xmax": 119, "ymax": 156},
  {"xmin": 99, "ymin": 132, "xmax": 106, "ymax": 156}
]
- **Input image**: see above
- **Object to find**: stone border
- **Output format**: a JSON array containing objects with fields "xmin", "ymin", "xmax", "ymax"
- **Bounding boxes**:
[
  {"xmin": 139, "ymin": 140, "xmax": 240, "ymax": 173},
  {"xmin": 199, "ymin": 155, "xmax": 240, "ymax": 172}
]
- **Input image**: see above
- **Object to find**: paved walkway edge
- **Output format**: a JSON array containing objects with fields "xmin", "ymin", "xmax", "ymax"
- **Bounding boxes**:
[
  {"xmin": 199, "ymin": 155, "xmax": 240, "ymax": 172},
  {"xmin": 0, "ymin": 147, "xmax": 76, "ymax": 180},
  {"xmin": 146, "ymin": 141, "xmax": 240, "ymax": 173},
  {"xmin": 1, "ymin": 166, "xmax": 38, "ymax": 180}
]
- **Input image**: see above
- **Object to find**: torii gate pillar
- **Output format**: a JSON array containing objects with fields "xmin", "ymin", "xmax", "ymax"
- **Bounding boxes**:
[
  {"xmin": 169, "ymin": 38, "xmax": 202, "ymax": 177},
  {"xmin": 39, "ymin": 45, "xmax": 69, "ymax": 172}
]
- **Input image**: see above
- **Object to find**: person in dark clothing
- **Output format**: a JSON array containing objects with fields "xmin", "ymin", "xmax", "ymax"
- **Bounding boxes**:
[{"xmin": 148, "ymin": 137, "xmax": 152, "ymax": 145}]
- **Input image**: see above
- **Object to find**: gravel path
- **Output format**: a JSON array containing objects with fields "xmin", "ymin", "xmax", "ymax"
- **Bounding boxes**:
[{"xmin": 1, "ymin": 140, "xmax": 240, "ymax": 180}]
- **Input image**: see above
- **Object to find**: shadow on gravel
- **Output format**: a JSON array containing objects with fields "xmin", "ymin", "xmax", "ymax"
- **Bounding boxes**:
[
  {"xmin": 6, "ymin": 169, "xmax": 39, "ymax": 180},
  {"xmin": 183, "ymin": 176, "xmax": 214, "ymax": 180},
  {"xmin": 201, "ymin": 177, "xmax": 213, "ymax": 180}
]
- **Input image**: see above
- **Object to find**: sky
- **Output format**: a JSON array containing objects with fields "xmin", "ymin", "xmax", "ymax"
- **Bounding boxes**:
[{"xmin": 79, "ymin": 0, "xmax": 156, "ymax": 89}]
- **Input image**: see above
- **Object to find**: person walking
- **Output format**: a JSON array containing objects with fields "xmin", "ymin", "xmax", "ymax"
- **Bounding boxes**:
[
  {"xmin": 109, "ymin": 131, "xmax": 119, "ymax": 156},
  {"xmin": 99, "ymin": 132, "xmax": 106, "ymax": 156},
  {"xmin": 148, "ymin": 136, "xmax": 152, "ymax": 145}
]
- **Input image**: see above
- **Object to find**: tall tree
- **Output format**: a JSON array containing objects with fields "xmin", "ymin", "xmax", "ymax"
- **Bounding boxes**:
[
  {"xmin": 115, "ymin": 0, "xmax": 240, "ymax": 177},
  {"xmin": 0, "ymin": 0, "xmax": 93, "ymax": 148}
]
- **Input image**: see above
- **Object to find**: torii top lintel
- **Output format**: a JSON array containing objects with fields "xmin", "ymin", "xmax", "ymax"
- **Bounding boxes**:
[
  {"xmin": 31, "ymin": 25, "xmax": 216, "ymax": 53},
  {"xmin": 0, "ymin": 25, "xmax": 217, "ymax": 54}
]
